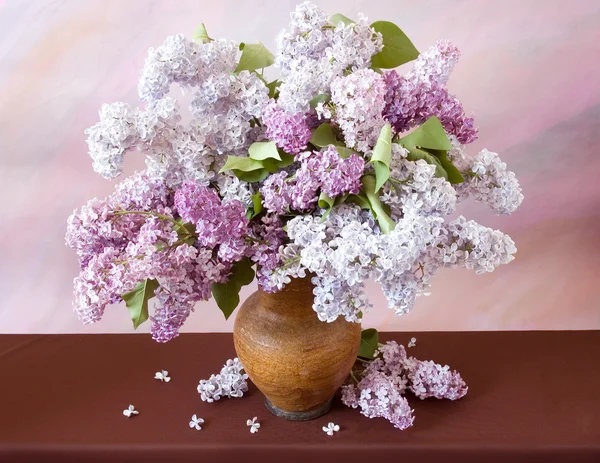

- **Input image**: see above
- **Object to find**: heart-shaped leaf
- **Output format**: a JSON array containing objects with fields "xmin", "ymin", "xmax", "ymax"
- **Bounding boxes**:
[
  {"xmin": 220, "ymin": 156, "xmax": 265, "ymax": 173},
  {"xmin": 212, "ymin": 258, "xmax": 255, "ymax": 320},
  {"xmin": 361, "ymin": 175, "xmax": 396, "ymax": 234},
  {"xmin": 370, "ymin": 123, "xmax": 393, "ymax": 192},
  {"xmin": 398, "ymin": 116, "xmax": 453, "ymax": 151},
  {"xmin": 122, "ymin": 279, "xmax": 159, "ymax": 330},
  {"xmin": 358, "ymin": 328, "xmax": 379, "ymax": 359},
  {"xmin": 192, "ymin": 23, "xmax": 212, "ymax": 44},
  {"xmin": 329, "ymin": 13, "xmax": 355, "ymax": 26},
  {"xmin": 370, "ymin": 21, "xmax": 419, "ymax": 69},
  {"xmin": 406, "ymin": 147, "xmax": 448, "ymax": 180},
  {"xmin": 310, "ymin": 123, "xmax": 338, "ymax": 148},
  {"xmin": 235, "ymin": 42, "xmax": 274, "ymax": 72},
  {"xmin": 249, "ymin": 141, "xmax": 282, "ymax": 161}
]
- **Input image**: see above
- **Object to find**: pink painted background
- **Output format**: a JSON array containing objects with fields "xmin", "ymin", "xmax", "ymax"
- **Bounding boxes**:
[{"xmin": 1, "ymin": 0, "xmax": 599, "ymax": 334}]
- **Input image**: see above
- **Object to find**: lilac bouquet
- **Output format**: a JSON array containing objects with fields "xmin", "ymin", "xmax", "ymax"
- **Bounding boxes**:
[{"xmin": 66, "ymin": 2, "xmax": 523, "ymax": 343}]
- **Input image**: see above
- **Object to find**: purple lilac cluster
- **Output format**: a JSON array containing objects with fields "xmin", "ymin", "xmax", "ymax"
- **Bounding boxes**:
[
  {"xmin": 341, "ymin": 341, "xmax": 467, "ymax": 429},
  {"xmin": 383, "ymin": 41, "xmax": 478, "ymax": 144},
  {"xmin": 65, "ymin": 173, "xmax": 253, "ymax": 343},
  {"xmin": 261, "ymin": 146, "xmax": 365, "ymax": 213},
  {"xmin": 248, "ymin": 214, "xmax": 287, "ymax": 291},
  {"xmin": 174, "ymin": 181, "xmax": 249, "ymax": 263},
  {"xmin": 262, "ymin": 99, "xmax": 312, "ymax": 154}
]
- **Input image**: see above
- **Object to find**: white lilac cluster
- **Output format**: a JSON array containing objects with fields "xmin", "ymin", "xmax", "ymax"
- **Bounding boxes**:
[
  {"xmin": 325, "ymin": 68, "xmax": 387, "ymax": 152},
  {"xmin": 275, "ymin": 2, "xmax": 383, "ymax": 114},
  {"xmin": 342, "ymin": 341, "xmax": 467, "ymax": 430},
  {"xmin": 381, "ymin": 157, "xmax": 458, "ymax": 220},
  {"xmin": 264, "ymin": 204, "xmax": 516, "ymax": 321},
  {"xmin": 86, "ymin": 33, "xmax": 268, "ymax": 189},
  {"xmin": 197, "ymin": 358, "xmax": 249, "ymax": 402},
  {"xmin": 449, "ymin": 146, "xmax": 524, "ymax": 214}
]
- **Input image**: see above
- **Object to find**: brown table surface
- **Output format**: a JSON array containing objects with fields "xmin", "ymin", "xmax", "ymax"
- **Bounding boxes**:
[{"xmin": 0, "ymin": 331, "xmax": 598, "ymax": 463}]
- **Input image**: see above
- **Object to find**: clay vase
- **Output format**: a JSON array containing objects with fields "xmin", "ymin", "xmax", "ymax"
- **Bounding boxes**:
[{"xmin": 233, "ymin": 276, "xmax": 361, "ymax": 420}]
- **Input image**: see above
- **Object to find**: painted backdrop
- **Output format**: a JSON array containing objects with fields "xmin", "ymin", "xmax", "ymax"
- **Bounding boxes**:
[{"xmin": 1, "ymin": 0, "xmax": 599, "ymax": 334}]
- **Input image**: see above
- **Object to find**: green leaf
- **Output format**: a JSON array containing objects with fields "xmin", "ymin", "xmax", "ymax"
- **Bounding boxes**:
[
  {"xmin": 329, "ymin": 13, "xmax": 355, "ymax": 26},
  {"xmin": 370, "ymin": 123, "xmax": 393, "ymax": 192},
  {"xmin": 266, "ymin": 80, "xmax": 281, "ymax": 98},
  {"xmin": 122, "ymin": 279, "xmax": 159, "ymax": 330},
  {"xmin": 435, "ymin": 150, "xmax": 464, "ymax": 184},
  {"xmin": 309, "ymin": 93, "xmax": 331, "ymax": 108},
  {"xmin": 347, "ymin": 193, "xmax": 371, "ymax": 210},
  {"xmin": 358, "ymin": 328, "xmax": 379, "ymax": 359},
  {"xmin": 370, "ymin": 21, "xmax": 419, "ymax": 69},
  {"xmin": 334, "ymin": 146, "xmax": 358, "ymax": 159},
  {"xmin": 235, "ymin": 42, "xmax": 274, "ymax": 72},
  {"xmin": 318, "ymin": 191, "xmax": 335, "ymax": 210},
  {"xmin": 406, "ymin": 147, "xmax": 448, "ymax": 180},
  {"xmin": 373, "ymin": 162, "xmax": 390, "ymax": 193},
  {"xmin": 232, "ymin": 168, "xmax": 269, "ymax": 183},
  {"xmin": 276, "ymin": 152, "xmax": 296, "ymax": 168},
  {"xmin": 250, "ymin": 191, "xmax": 263, "ymax": 218},
  {"xmin": 310, "ymin": 123, "xmax": 338, "ymax": 148},
  {"xmin": 192, "ymin": 23, "xmax": 212, "ymax": 44},
  {"xmin": 361, "ymin": 175, "xmax": 396, "ymax": 234},
  {"xmin": 212, "ymin": 258, "xmax": 256, "ymax": 319},
  {"xmin": 220, "ymin": 155, "xmax": 264, "ymax": 173},
  {"xmin": 398, "ymin": 116, "xmax": 453, "ymax": 151},
  {"xmin": 249, "ymin": 141, "xmax": 282, "ymax": 162}
]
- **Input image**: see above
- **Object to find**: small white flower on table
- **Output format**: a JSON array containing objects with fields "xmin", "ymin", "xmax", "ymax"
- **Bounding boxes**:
[
  {"xmin": 189, "ymin": 414, "xmax": 204, "ymax": 431},
  {"xmin": 247, "ymin": 417, "xmax": 260, "ymax": 433},
  {"xmin": 322, "ymin": 422, "xmax": 340, "ymax": 436},
  {"xmin": 154, "ymin": 370, "xmax": 171, "ymax": 382},
  {"xmin": 122, "ymin": 405, "xmax": 139, "ymax": 418},
  {"xmin": 408, "ymin": 337, "xmax": 417, "ymax": 348}
]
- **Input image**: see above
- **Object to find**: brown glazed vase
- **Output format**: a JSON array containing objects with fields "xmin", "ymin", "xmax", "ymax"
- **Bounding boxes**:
[{"xmin": 233, "ymin": 276, "xmax": 361, "ymax": 420}]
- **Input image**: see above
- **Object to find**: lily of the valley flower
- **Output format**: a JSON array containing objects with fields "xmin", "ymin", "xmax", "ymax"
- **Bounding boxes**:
[
  {"xmin": 247, "ymin": 416, "xmax": 261, "ymax": 433},
  {"xmin": 123, "ymin": 405, "xmax": 139, "ymax": 417},
  {"xmin": 155, "ymin": 370, "xmax": 171, "ymax": 382},
  {"xmin": 189, "ymin": 414, "xmax": 204, "ymax": 431},
  {"xmin": 322, "ymin": 422, "xmax": 340, "ymax": 436}
]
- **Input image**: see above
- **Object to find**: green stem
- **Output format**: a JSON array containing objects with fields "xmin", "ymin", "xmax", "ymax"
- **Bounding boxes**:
[{"xmin": 113, "ymin": 210, "xmax": 181, "ymax": 229}]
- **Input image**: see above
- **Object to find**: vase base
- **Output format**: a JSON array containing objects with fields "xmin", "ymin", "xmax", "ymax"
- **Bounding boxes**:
[{"xmin": 264, "ymin": 396, "xmax": 334, "ymax": 421}]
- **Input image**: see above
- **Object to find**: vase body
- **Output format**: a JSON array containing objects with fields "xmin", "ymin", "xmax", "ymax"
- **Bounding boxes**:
[{"xmin": 233, "ymin": 276, "xmax": 361, "ymax": 420}]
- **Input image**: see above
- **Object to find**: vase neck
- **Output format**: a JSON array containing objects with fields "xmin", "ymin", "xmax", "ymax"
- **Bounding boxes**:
[{"xmin": 258, "ymin": 277, "xmax": 315, "ymax": 316}]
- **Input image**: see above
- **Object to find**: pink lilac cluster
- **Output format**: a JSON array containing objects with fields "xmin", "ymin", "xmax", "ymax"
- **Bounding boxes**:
[
  {"xmin": 174, "ymin": 181, "xmax": 249, "ymax": 262},
  {"xmin": 262, "ymin": 99, "xmax": 312, "ymax": 154},
  {"xmin": 341, "ymin": 341, "xmax": 467, "ymax": 429},
  {"xmin": 65, "ymin": 173, "xmax": 247, "ymax": 343},
  {"xmin": 383, "ymin": 41, "xmax": 478, "ymax": 144},
  {"xmin": 197, "ymin": 358, "xmax": 249, "ymax": 402},
  {"xmin": 260, "ymin": 146, "xmax": 365, "ymax": 213}
]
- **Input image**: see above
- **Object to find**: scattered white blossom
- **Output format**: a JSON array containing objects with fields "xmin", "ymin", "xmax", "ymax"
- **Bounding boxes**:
[
  {"xmin": 154, "ymin": 370, "xmax": 171, "ymax": 382},
  {"xmin": 122, "ymin": 405, "xmax": 139, "ymax": 418},
  {"xmin": 197, "ymin": 358, "xmax": 249, "ymax": 402},
  {"xmin": 246, "ymin": 417, "xmax": 261, "ymax": 433},
  {"xmin": 322, "ymin": 422, "xmax": 340, "ymax": 436},
  {"xmin": 189, "ymin": 414, "xmax": 204, "ymax": 431},
  {"xmin": 408, "ymin": 337, "xmax": 417, "ymax": 348}
]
